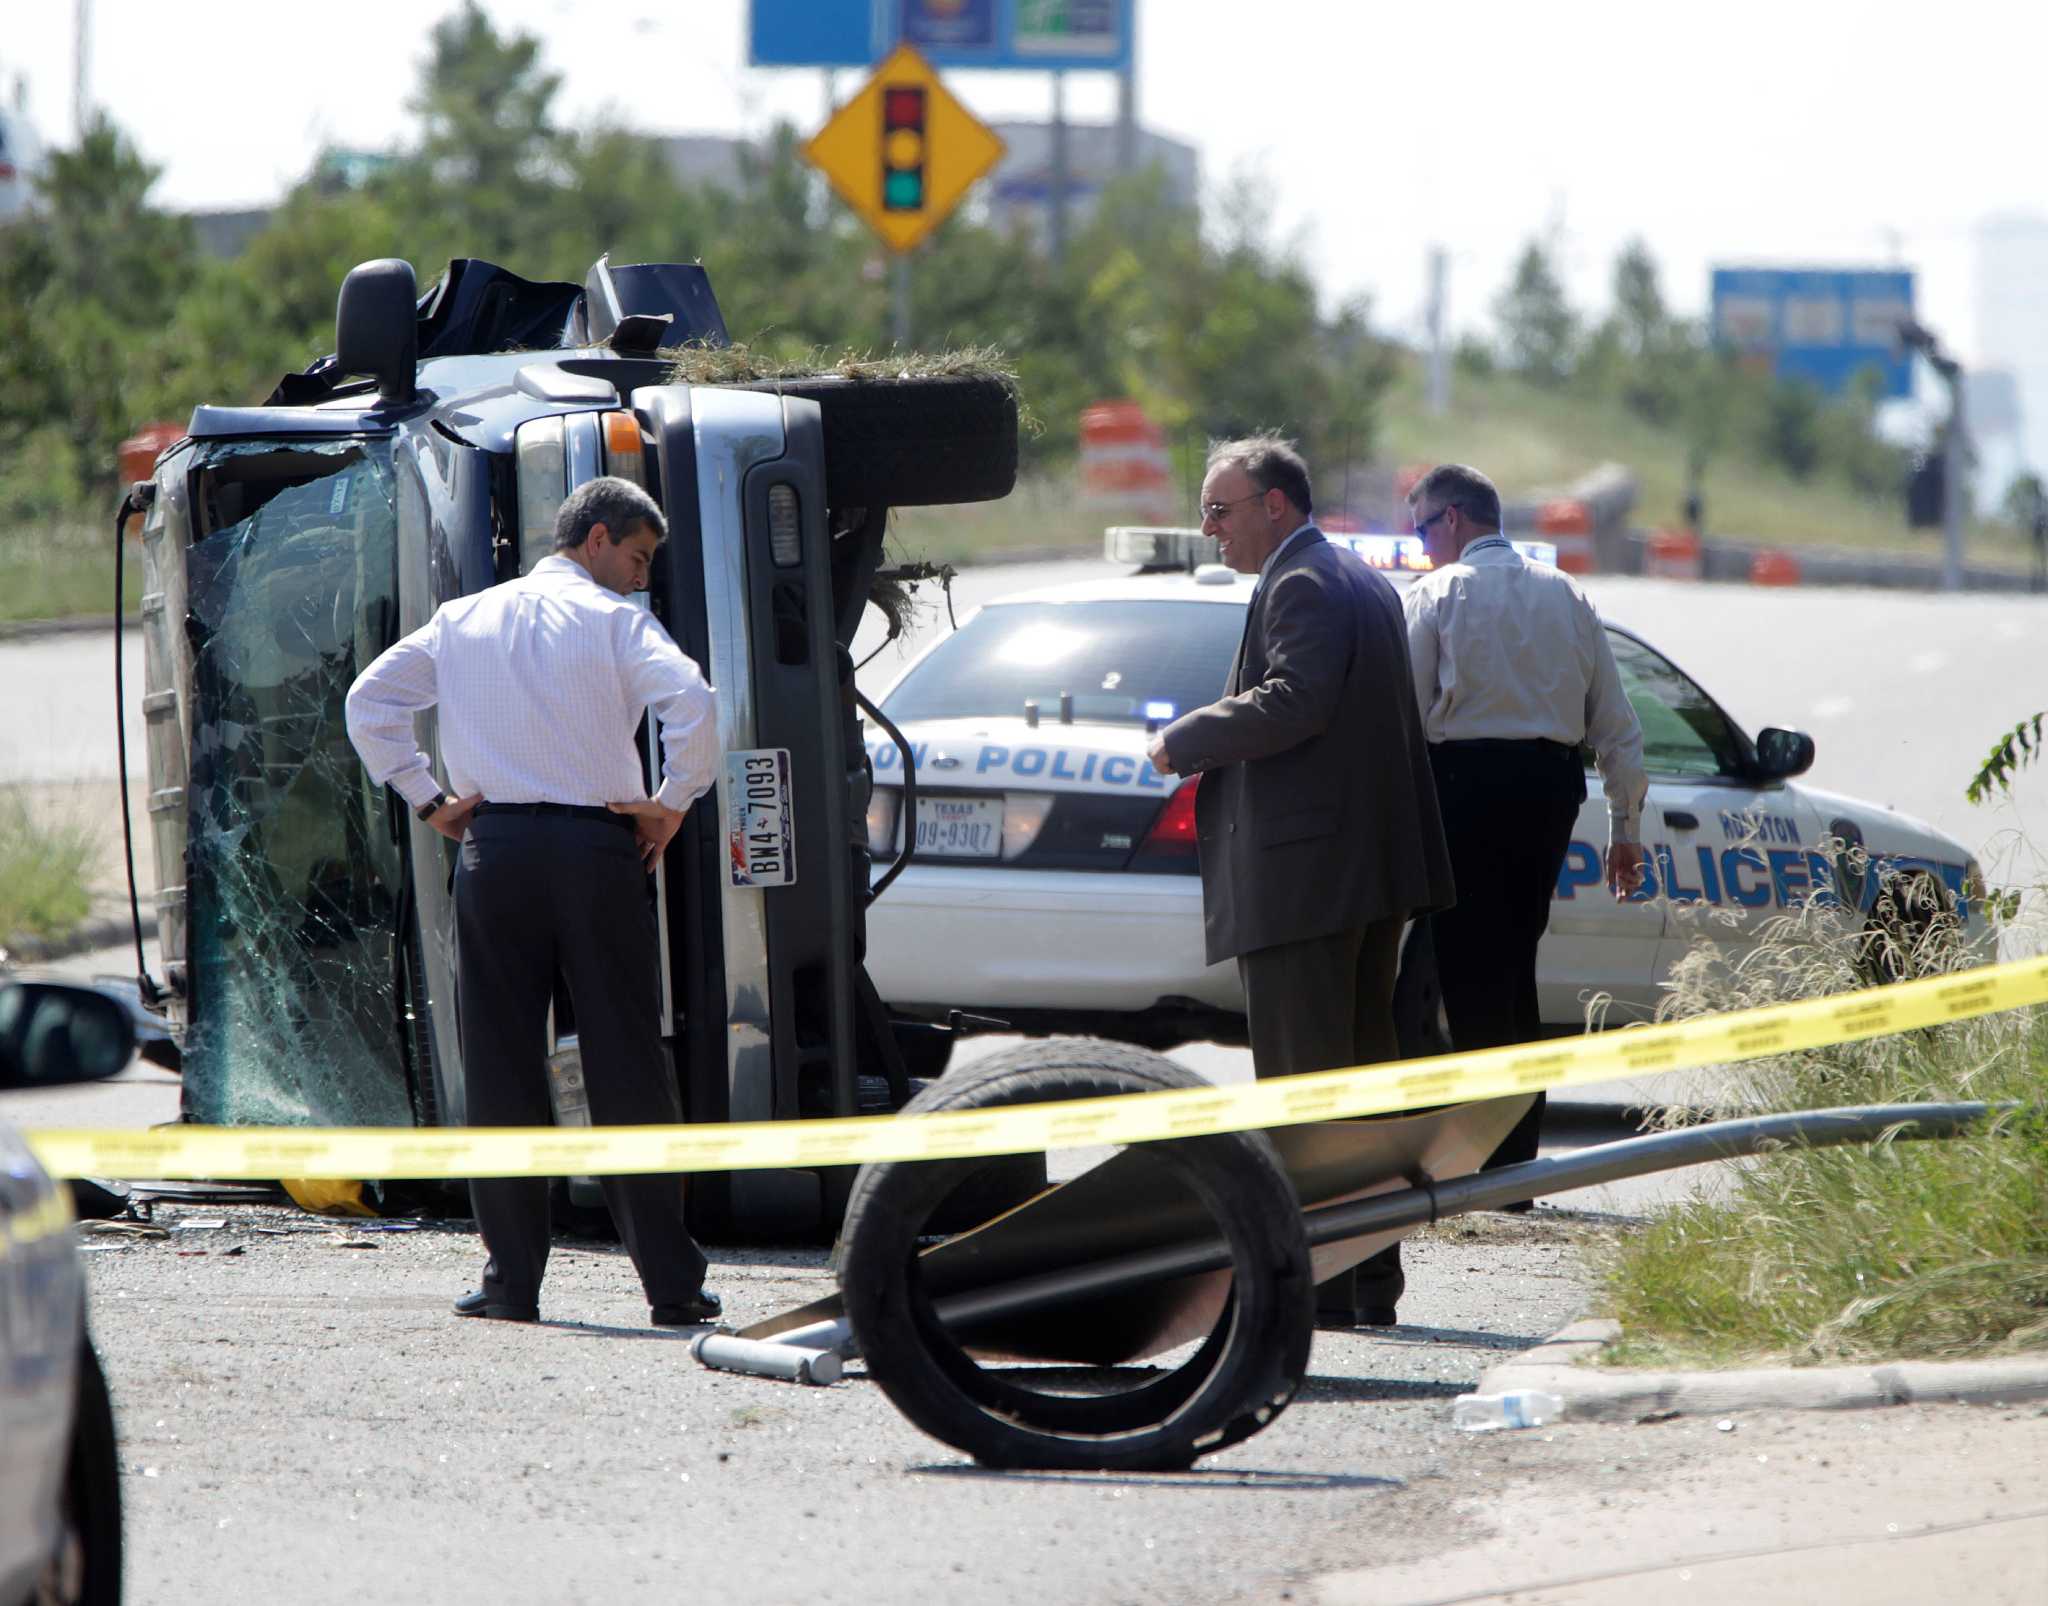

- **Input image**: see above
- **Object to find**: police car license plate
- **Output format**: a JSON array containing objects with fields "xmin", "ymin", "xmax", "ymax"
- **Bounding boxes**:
[
  {"xmin": 726, "ymin": 748, "xmax": 795, "ymax": 887},
  {"xmin": 913, "ymin": 795, "xmax": 1002, "ymax": 858}
]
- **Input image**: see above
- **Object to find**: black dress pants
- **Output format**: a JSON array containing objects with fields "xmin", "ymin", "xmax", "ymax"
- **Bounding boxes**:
[
  {"xmin": 454, "ymin": 810, "xmax": 707, "ymax": 1314},
  {"xmin": 1426, "ymin": 741, "xmax": 1585, "ymax": 1176},
  {"xmin": 1238, "ymin": 919, "xmax": 1408, "ymax": 1316}
]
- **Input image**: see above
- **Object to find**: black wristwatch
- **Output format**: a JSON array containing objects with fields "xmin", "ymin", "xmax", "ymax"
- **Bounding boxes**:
[{"xmin": 415, "ymin": 794, "xmax": 450, "ymax": 822}]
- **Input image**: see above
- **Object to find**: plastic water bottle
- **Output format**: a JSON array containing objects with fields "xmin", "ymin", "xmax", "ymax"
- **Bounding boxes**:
[{"xmin": 1451, "ymin": 1389, "xmax": 1564, "ymax": 1432}]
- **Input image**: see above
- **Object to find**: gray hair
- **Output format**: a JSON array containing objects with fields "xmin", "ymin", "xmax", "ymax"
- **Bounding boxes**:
[
  {"xmin": 553, "ymin": 475, "xmax": 666, "ymax": 550},
  {"xmin": 1207, "ymin": 435, "xmax": 1313, "ymax": 517},
  {"xmin": 1406, "ymin": 463, "xmax": 1501, "ymax": 531}
]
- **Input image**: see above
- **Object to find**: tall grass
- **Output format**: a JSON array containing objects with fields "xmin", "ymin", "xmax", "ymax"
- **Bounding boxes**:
[
  {"xmin": 1593, "ymin": 878, "xmax": 2048, "ymax": 1367},
  {"xmin": 0, "ymin": 789, "xmax": 101, "ymax": 943},
  {"xmin": 0, "ymin": 521, "xmax": 140, "ymax": 627},
  {"xmin": 889, "ymin": 474, "xmax": 1106, "ymax": 567}
]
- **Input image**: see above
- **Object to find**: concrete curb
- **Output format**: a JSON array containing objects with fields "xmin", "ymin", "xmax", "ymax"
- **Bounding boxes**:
[
  {"xmin": 4, "ymin": 910, "xmax": 157, "ymax": 967},
  {"xmin": 1477, "ymin": 1318, "xmax": 2048, "ymax": 1422}
]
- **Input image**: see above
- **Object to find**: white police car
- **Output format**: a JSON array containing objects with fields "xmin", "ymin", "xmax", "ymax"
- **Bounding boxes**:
[{"xmin": 862, "ymin": 528, "xmax": 1985, "ymax": 1067}]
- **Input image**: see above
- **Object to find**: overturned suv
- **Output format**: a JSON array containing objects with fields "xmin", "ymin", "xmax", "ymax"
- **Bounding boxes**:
[{"xmin": 127, "ymin": 255, "xmax": 1016, "ymax": 1238}]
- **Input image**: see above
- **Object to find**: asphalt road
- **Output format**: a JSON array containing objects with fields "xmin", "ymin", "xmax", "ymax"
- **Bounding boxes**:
[{"xmin": 70, "ymin": 1197, "xmax": 2046, "ymax": 1606}]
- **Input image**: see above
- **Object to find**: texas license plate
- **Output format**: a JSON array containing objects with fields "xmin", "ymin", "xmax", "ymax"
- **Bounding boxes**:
[
  {"xmin": 913, "ymin": 795, "xmax": 1003, "ymax": 858},
  {"xmin": 726, "ymin": 748, "xmax": 795, "ymax": 887}
]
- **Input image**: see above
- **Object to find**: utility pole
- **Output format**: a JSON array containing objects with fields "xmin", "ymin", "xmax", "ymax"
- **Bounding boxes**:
[
  {"xmin": 1426, "ymin": 246, "xmax": 1450, "ymax": 417},
  {"xmin": 1048, "ymin": 70, "xmax": 1069, "ymax": 267},
  {"xmin": 73, "ymin": 0, "xmax": 92, "ymax": 141},
  {"xmin": 1116, "ymin": 47, "xmax": 1137, "ymax": 174},
  {"xmin": 1899, "ymin": 318, "xmax": 1967, "ymax": 593}
]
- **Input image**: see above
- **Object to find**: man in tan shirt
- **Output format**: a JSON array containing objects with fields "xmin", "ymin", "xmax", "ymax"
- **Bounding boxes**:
[{"xmin": 1403, "ymin": 464, "xmax": 1646, "ymax": 1193}]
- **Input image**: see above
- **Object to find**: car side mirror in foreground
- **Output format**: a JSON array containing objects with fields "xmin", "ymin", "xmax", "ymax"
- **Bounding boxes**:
[
  {"xmin": 1754, "ymin": 727, "xmax": 1817, "ymax": 781},
  {"xmin": 0, "ymin": 982, "xmax": 137, "ymax": 1090}
]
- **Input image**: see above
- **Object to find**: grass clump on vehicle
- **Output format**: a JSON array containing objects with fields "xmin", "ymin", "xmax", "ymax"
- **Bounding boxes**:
[
  {"xmin": 1592, "ymin": 873, "xmax": 2048, "ymax": 1369},
  {"xmin": 0, "ymin": 789, "xmax": 100, "ymax": 945}
]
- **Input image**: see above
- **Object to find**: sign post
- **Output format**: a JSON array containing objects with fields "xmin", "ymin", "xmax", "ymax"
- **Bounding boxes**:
[{"xmin": 802, "ymin": 44, "xmax": 1006, "ymax": 345}]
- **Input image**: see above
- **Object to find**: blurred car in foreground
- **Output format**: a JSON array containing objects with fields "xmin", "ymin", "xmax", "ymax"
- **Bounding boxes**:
[
  {"xmin": 1, "ymin": 979, "xmax": 132, "ymax": 1606},
  {"xmin": 862, "ymin": 529, "xmax": 1985, "ymax": 1071}
]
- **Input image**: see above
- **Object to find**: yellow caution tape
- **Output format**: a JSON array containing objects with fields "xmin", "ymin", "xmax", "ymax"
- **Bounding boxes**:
[{"xmin": 24, "ymin": 955, "xmax": 2048, "ymax": 1183}]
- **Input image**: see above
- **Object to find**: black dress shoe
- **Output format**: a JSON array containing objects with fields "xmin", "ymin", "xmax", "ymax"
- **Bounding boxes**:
[
  {"xmin": 1315, "ymin": 1305, "xmax": 1399, "ymax": 1330},
  {"xmin": 650, "ymin": 1289, "xmax": 723, "ymax": 1327},
  {"xmin": 453, "ymin": 1289, "xmax": 538, "ymax": 1323}
]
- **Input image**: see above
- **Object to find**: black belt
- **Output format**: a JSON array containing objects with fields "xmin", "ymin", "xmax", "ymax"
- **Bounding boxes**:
[
  {"xmin": 473, "ymin": 801, "xmax": 635, "ymax": 831},
  {"xmin": 1433, "ymin": 738, "xmax": 1580, "ymax": 759}
]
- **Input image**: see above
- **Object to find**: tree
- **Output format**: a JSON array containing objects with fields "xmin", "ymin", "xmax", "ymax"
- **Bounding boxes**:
[
  {"xmin": 2001, "ymin": 471, "xmax": 2046, "ymax": 529},
  {"xmin": 384, "ymin": 0, "xmax": 566, "ymax": 265},
  {"xmin": 1493, "ymin": 239, "xmax": 1578, "ymax": 388},
  {"xmin": 0, "ymin": 114, "xmax": 196, "ymax": 507},
  {"xmin": 1610, "ymin": 239, "xmax": 1669, "ymax": 357},
  {"xmin": 1760, "ymin": 377, "xmax": 1824, "ymax": 480}
]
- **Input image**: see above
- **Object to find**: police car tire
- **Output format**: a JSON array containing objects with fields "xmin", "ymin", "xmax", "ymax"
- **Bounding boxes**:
[
  {"xmin": 1858, "ymin": 870, "xmax": 1954, "ymax": 985},
  {"xmin": 725, "ymin": 372, "xmax": 1018, "ymax": 507},
  {"xmin": 838, "ymin": 1043, "xmax": 1314, "ymax": 1471},
  {"xmin": 60, "ymin": 1338, "xmax": 122, "ymax": 1606}
]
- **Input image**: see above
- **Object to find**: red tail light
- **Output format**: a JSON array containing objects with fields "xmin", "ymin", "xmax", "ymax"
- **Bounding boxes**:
[{"xmin": 1129, "ymin": 775, "xmax": 1200, "ymax": 872}]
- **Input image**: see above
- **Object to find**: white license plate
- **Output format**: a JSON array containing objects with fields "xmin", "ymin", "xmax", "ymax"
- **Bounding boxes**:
[
  {"xmin": 912, "ymin": 795, "xmax": 1003, "ymax": 858},
  {"xmin": 726, "ymin": 748, "xmax": 795, "ymax": 887}
]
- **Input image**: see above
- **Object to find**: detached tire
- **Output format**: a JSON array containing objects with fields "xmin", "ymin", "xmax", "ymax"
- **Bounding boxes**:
[
  {"xmin": 54, "ymin": 1339, "xmax": 121, "ymax": 1606},
  {"xmin": 838, "ymin": 1039, "xmax": 1313, "ymax": 1471},
  {"xmin": 728, "ymin": 373, "xmax": 1017, "ymax": 508}
]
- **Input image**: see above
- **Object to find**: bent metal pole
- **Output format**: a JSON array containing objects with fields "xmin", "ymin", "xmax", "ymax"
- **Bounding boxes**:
[{"xmin": 932, "ymin": 1103, "xmax": 2002, "ymax": 1331}]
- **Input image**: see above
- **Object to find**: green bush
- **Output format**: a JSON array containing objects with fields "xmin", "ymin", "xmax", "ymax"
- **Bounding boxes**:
[
  {"xmin": 1593, "ymin": 893, "xmax": 2048, "ymax": 1366},
  {"xmin": 0, "ymin": 791, "xmax": 99, "ymax": 943}
]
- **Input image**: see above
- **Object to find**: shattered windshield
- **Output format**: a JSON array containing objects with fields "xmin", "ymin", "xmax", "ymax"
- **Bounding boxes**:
[
  {"xmin": 182, "ymin": 439, "xmax": 418, "ymax": 1126},
  {"xmin": 882, "ymin": 600, "xmax": 1245, "ymax": 728}
]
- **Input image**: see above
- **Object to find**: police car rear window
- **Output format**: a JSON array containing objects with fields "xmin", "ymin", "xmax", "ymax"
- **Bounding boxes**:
[{"xmin": 883, "ymin": 600, "xmax": 1243, "ymax": 727}]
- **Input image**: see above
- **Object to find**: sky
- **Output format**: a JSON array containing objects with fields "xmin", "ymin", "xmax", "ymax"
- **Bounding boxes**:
[{"xmin": 3, "ymin": 0, "xmax": 2043, "ymax": 383}]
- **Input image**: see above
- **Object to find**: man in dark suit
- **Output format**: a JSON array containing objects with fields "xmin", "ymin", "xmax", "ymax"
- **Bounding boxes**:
[{"xmin": 1148, "ymin": 437, "xmax": 1455, "ymax": 1326}]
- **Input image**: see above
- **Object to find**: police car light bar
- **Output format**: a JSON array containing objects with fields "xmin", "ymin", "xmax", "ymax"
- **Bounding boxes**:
[
  {"xmin": 1108, "ymin": 527, "xmax": 1560, "ymax": 574},
  {"xmin": 1328, "ymin": 534, "xmax": 1563, "ymax": 572},
  {"xmin": 1330, "ymin": 534, "xmax": 1428, "ymax": 571},
  {"xmin": 1105, "ymin": 526, "xmax": 1216, "ymax": 570}
]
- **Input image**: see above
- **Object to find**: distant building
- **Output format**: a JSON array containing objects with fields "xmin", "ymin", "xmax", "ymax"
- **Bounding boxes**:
[
  {"xmin": 1975, "ymin": 215, "xmax": 2048, "ymax": 484},
  {"xmin": 189, "ymin": 208, "xmax": 272, "ymax": 259},
  {"xmin": 981, "ymin": 120, "xmax": 1198, "ymax": 245},
  {"xmin": 662, "ymin": 134, "xmax": 750, "ymax": 193},
  {"xmin": 0, "ymin": 95, "xmax": 47, "ymax": 222}
]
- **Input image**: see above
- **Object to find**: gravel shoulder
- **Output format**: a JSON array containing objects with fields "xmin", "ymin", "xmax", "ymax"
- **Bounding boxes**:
[
  {"xmin": 79, "ymin": 1200, "xmax": 2048, "ymax": 1605},
  {"xmin": 85, "ymin": 1203, "xmax": 1589, "ymax": 1604}
]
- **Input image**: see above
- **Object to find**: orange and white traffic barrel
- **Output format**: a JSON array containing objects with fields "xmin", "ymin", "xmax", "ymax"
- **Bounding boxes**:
[
  {"xmin": 1534, "ymin": 498, "xmax": 1595, "ymax": 574},
  {"xmin": 1079, "ymin": 400, "xmax": 1176, "ymax": 525}
]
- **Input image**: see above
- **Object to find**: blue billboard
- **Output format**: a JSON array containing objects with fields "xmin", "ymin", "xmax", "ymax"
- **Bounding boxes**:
[
  {"xmin": 749, "ymin": 0, "xmax": 1133, "ymax": 71},
  {"xmin": 1710, "ymin": 268, "xmax": 1916, "ymax": 400}
]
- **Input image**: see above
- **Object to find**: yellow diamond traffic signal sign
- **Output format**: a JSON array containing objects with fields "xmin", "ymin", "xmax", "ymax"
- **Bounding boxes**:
[{"xmin": 802, "ymin": 44, "xmax": 1006, "ymax": 255}]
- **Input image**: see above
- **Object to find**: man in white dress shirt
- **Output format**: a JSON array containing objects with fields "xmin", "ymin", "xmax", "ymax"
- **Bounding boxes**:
[
  {"xmin": 1403, "ymin": 463, "xmax": 1647, "ymax": 1195},
  {"xmin": 346, "ymin": 476, "xmax": 722, "ymax": 1325}
]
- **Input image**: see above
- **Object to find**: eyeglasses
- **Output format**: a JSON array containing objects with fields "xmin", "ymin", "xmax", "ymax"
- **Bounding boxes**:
[
  {"xmin": 1200, "ymin": 491, "xmax": 1267, "ymax": 523},
  {"xmin": 1413, "ymin": 505, "xmax": 1454, "ymax": 536}
]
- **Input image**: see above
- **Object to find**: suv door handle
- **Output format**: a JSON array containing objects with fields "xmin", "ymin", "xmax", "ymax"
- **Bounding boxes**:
[{"xmin": 1663, "ymin": 810, "xmax": 1700, "ymax": 831}]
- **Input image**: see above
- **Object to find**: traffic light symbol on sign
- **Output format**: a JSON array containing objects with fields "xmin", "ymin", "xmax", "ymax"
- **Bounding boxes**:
[
  {"xmin": 882, "ymin": 86, "xmax": 927, "ymax": 212},
  {"xmin": 802, "ymin": 45, "xmax": 1004, "ymax": 254}
]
